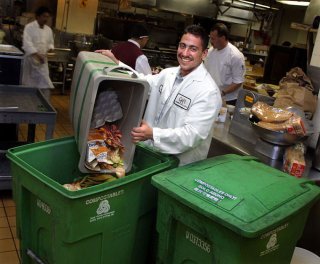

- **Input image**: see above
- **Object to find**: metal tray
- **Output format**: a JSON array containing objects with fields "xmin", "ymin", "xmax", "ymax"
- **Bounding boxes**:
[
  {"xmin": 0, "ymin": 44, "xmax": 23, "ymax": 56},
  {"xmin": 0, "ymin": 84, "xmax": 57, "ymax": 141}
]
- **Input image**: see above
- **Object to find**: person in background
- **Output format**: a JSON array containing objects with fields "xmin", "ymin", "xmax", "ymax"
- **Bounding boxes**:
[
  {"xmin": 22, "ymin": 6, "xmax": 54, "ymax": 101},
  {"xmin": 96, "ymin": 25, "xmax": 222, "ymax": 166},
  {"xmin": 111, "ymin": 24, "xmax": 152, "ymax": 75},
  {"xmin": 205, "ymin": 23, "xmax": 245, "ymax": 106}
]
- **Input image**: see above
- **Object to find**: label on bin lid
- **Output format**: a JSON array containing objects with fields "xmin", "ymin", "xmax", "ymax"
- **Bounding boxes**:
[
  {"xmin": 183, "ymin": 178, "xmax": 242, "ymax": 211},
  {"xmin": 152, "ymin": 154, "xmax": 320, "ymax": 235}
]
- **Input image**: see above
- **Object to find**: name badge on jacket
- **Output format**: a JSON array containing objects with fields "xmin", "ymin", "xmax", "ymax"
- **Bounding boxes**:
[{"xmin": 174, "ymin": 93, "xmax": 191, "ymax": 110}]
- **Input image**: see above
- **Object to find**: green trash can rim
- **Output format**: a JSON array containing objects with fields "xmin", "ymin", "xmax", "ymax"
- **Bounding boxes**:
[{"xmin": 7, "ymin": 136, "xmax": 178, "ymax": 199}]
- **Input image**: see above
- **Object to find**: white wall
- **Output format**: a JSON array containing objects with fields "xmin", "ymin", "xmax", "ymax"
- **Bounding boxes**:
[{"xmin": 304, "ymin": 0, "xmax": 320, "ymax": 23}]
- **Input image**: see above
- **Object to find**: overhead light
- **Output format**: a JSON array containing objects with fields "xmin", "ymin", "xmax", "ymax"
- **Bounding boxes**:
[
  {"xmin": 238, "ymin": 0, "xmax": 279, "ymax": 9},
  {"xmin": 276, "ymin": 0, "xmax": 309, "ymax": 6}
]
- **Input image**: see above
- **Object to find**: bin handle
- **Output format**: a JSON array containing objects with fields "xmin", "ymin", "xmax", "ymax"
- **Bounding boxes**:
[
  {"xmin": 27, "ymin": 249, "xmax": 46, "ymax": 264},
  {"xmin": 102, "ymin": 64, "xmax": 139, "ymax": 79}
]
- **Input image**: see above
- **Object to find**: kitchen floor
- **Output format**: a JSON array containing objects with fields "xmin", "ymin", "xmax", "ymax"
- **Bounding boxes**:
[{"xmin": 0, "ymin": 88, "xmax": 73, "ymax": 264}]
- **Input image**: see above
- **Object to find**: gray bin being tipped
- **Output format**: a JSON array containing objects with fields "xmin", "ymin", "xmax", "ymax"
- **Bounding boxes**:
[{"xmin": 69, "ymin": 51, "xmax": 149, "ymax": 173}]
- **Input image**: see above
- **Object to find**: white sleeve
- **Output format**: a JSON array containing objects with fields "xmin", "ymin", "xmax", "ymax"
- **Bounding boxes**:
[
  {"xmin": 22, "ymin": 25, "xmax": 38, "ymax": 55},
  {"xmin": 47, "ymin": 27, "xmax": 54, "ymax": 51},
  {"xmin": 135, "ymin": 55, "xmax": 152, "ymax": 75},
  {"xmin": 231, "ymin": 54, "xmax": 245, "ymax": 84}
]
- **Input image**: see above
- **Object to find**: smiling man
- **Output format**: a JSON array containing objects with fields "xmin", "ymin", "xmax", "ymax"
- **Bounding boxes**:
[{"xmin": 96, "ymin": 25, "xmax": 222, "ymax": 166}]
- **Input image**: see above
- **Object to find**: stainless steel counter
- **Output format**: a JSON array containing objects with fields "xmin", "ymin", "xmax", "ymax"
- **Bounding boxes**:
[
  {"xmin": 0, "ymin": 85, "xmax": 57, "ymax": 190},
  {"xmin": 47, "ymin": 48, "xmax": 72, "ymax": 94},
  {"xmin": 209, "ymin": 116, "xmax": 320, "ymax": 181}
]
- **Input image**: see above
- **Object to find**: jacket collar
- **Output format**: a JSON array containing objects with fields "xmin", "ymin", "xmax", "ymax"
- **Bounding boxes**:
[{"xmin": 177, "ymin": 62, "xmax": 207, "ymax": 82}]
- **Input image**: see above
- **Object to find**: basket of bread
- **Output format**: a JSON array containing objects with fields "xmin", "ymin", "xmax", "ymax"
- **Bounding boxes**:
[{"xmin": 249, "ymin": 101, "xmax": 310, "ymax": 145}]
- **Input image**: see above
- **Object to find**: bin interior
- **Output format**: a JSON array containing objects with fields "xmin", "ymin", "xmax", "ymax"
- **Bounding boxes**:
[
  {"xmin": 7, "ymin": 136, "xmax": 168, "ymax": 195},
  {"xmin": 84, "ymin": 79, "xmax": 148, "ymax": 173}
]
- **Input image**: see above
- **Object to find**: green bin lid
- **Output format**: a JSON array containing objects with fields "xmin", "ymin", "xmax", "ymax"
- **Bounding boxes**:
[{"xmin": 151, "ymin": 154, "xmax": 320, "ymax": 238}]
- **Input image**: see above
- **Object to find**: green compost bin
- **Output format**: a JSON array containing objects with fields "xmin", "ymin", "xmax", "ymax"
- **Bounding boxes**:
[
  {"xmin": 151, "ymin": 154, "xmax": 320, "ymax": 264},
  {"xmin": 6, "ymin": 136, "xmax": 178, "ymax": 264}
]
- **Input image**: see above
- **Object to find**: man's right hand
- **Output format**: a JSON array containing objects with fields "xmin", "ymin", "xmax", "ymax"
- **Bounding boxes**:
[
  {"xmin": 32, "ymin": 53, "xmax": 46, "ymax": 64},
  {"xmin": 95, "ymin": 49, "xmax": 119, "ymax": 65}
]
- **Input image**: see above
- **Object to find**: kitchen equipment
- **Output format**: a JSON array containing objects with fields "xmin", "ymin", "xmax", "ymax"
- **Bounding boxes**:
[
  {"xmin": 229, "ymin": 89, "xmax": 313, "ymax": 160},
  {"xmin": 249, "ymin": 105, "xmax": 314, "ymax": 160},
  {"xmin": 229, "ymin": 89, "xmax": 274, "ymax": 143},
  {"xmin": 47, "ymin": 48, "xmax": 72, "ymax": 94},
  {"xmin": 250, "ymin": 121, "xmax": 302, "ymax": 160},
  {"xmin": 0, "ymin": 44, "xmax": 23, "ymax": 85},
  {"xmin": 249, "ymin": 116, "xmax": 304, "ymax": 146},
  {"xmin": 0, "ymin": 85, "xmax": 56, "ymax": 190}
]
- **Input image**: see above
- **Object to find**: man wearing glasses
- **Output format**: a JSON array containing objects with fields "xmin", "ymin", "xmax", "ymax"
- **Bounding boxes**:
[{"xmin": 96, "ymin": 25, "xmax": 221, "ymax": 166}]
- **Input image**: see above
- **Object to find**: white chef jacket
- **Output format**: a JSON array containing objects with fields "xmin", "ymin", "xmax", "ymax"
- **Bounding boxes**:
[
  {"xmin": 120, "ymin": 61, "xmax": 222, "ymax": 166},
  {"xmin": 205, "ymin": 42, "xmax": 245, "ymax": 101},
  {"xmin": 22, "ymin": 20, "xmax": 54, "ymax": 89},
  {"xmin": 128, "ymin": 39, "xmax": 152, "ymax": 75}
]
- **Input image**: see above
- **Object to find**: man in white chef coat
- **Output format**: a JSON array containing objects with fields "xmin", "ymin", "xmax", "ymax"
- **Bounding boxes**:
[
  {"xmin": 96, "ymin": 25, "xmax": 222, "ymax": 166},
  {"xmin": 205, "ymin": 23, "xmax": 245, "ymax": 105},
  {"xmin": 22, "ymin": 6, "xmax": 54, "ymax": 101}
]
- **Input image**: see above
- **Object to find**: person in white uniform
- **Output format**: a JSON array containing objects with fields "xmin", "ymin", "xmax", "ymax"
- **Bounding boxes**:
[
  {"xmin": 205, "ymin": 23, "xmax": 245, "ymax": 105},
  {"xmin": 22, "ymin": 6, "xmax": 54, "ymax": 101},
  {"xmin": 96, "ymin": 25, "xmax": 222, "ymax": 166}
]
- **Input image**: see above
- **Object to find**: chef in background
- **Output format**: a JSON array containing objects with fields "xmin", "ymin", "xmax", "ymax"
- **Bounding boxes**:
[
  {"xmin": 22, "ymin": 6, "xmax": 54, "ymax": 101},
  {"xmin": 111, "ymin": 24, "xmax": 152, "ymax": 75},
  {"xmin": 205, "ymin": 23, "xmax": 245, "ymax": 105}
]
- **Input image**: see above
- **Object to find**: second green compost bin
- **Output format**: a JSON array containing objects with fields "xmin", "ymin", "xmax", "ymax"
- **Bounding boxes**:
[{"xmin": 152, "ymin": 154, "xmax": 320, "ymax": 264}]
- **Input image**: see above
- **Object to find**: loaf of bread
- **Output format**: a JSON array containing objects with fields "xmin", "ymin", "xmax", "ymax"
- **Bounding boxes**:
[
  {"xmin": 283, "ymin": 143, "xmax": 306, "ymax": 178},
  {"xmin": 251, "ymin": 101, "xmax": 293, "ymax": 122},
  {"xmin": 257, "ymin": 114, "xmax": 306, "ymax": 136}
]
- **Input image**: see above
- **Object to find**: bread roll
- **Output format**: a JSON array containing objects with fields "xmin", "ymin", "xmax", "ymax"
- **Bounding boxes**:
[{"xmin": 251, "ymin": 101, "xmax": 293, "ymax": 122}]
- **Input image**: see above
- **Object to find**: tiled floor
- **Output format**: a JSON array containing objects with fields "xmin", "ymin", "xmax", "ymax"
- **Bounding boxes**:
[
  {"xmin": 0, "ymin": 88, "xmax": 73, "ymax": 263},
  {"xmin": 0, "ymin": 190, "xmax": 19, "ymax": 264}
]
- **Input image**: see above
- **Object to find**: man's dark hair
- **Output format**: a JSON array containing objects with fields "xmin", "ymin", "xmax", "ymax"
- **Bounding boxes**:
[
  {"xmin": 183, "ymin": 25, "xmax": 209, "ymax": 51},
  {"xmin": 210, "ymin": 23, "xmax": 229, "ymax": 40},
  {"xmin": 130, "ymin": 24, "xmax": 149, "ymax": 39},
  {"xmin": 35, "ymin": 6, "xmax": 51, "ymax": 17}
]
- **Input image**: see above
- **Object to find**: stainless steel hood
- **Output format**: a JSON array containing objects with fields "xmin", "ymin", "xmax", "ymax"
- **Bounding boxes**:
[
  {"xmin": 217, "ymin": 4, "xmax": 257, "ymax": 24},
  {"xmin": 156, "ymin": 0, "xmax": 218, "ymax": 18},
  {"xmin": 131, "ymin": 0, "xmax": 277, "ymax": 25},
  {"xmin": 131, "ymin": 0, "xmax": 157, "ymax": 7}
]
